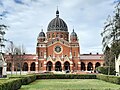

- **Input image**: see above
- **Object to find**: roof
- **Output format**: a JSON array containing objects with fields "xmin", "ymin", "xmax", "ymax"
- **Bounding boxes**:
[
  {"xmin": 80, "ymin": 54, "xmax": 104, "ymax": 60},
  {"xmin": 70, "ymin": 29, "xmax": 77, "ymax": 37},
  {"xmin": 38, "ymin": 29, "xmax": 45, "ymax": 38}
]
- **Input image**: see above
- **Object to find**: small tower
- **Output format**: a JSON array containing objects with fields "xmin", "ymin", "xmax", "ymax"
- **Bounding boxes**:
[
  {"xmin": 70, "ymin": 29, "xmax": 78, "ymax": 42},
  {"xmin": 37, "ymin": 29, "xmax": 46, "ymax": 43}
]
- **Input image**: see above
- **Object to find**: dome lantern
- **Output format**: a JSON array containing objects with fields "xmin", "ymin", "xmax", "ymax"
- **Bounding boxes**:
[{"xmin": 56, "ymin": 9, "xmax": 59, "ymax": 17}]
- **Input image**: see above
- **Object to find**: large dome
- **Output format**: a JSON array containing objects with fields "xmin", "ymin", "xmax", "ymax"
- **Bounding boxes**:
[{"xmin": 47, "ymin": 10, "xmax": 68, "ymax": 32}]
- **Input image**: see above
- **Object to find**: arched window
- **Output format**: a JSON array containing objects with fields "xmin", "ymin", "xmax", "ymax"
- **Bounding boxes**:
[
  {"xmin": 60, "ymin": 34, "xmax": 63, "ymax": 38},
  {"xmin": 40, "ymin": 52, "xmax": 43, "ymax": 56},
  {"xmin": 22, "ymin": 62, "xmax": 28, "ymax": 71},
  {"xmin": 30, "ymin": 62, "xmax": 35, "ymax": 71},
  {"xmin": 41, "ymin": 63, "xmax": 42, "ymax": 67},
  {"xmin": 81, "ymin": 62, "xmax": 85, "ymax": 71},
  {"xmin": 73, "ymin": 52, "xmax": 76, "ymax": 56},
  {"xmin": 52, "ymin": 33, "xmax": 55, "ymax": 38},
  {"xmin": 64, "ymin": 61, "xmax": 70, "ymax": 71},
  {"xmin": 46, "ymin": 61, "xmax": 53, "ymax": 71},
  {"xmin": 95, "ymin": 62, "xmax": 101, "ymax": 68},
  {"xmin": 56, "ymin": 34, "xmax": 58, "ymax": 37},
  {"xmin": 48, "ymin": 34, "xmax": 50, "ymax": 38},
  {"xmin": 55, "ymin": 61, "xmax": 62, "ymax": 71},
  {"xmin": 16, "ymin": 63, "xmax": 20, "ymax": 71},
  {"xmin": 7, "ymin": 63, "xmax": 12, "ymax": 71},
  {"xmin": 87, "ymin": 62, "xmax": 93, "ymax": 71}
]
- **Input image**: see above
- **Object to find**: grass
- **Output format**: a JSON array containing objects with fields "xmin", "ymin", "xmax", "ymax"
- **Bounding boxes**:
[{"xmin": 19, "ymin": 79, "xmax": 120, "ymax": 90}]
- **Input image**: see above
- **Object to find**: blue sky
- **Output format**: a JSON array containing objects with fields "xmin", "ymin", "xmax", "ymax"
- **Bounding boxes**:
[{"xmin": 0, "ymin": 0, "xmax": 117, "ymax": 54}]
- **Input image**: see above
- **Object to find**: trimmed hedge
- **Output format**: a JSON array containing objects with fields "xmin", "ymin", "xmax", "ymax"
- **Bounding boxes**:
[
  {"xmin": 0, "ymin": 78, "xmax": 22, "ymax": 90},
  {"xmin": 0, "ymin": 74, "xmax": 97, "ymax": 90},
  {"xmin": 36, "ymin": 74, "xmax": 97, "ymax": 79},
  {"xmin": 0, "ymin": 74, "xmax": 37, "ymax": 90},
  {"xmin": 97, "ymin": 74, "xmax": 120, "ymax": 84},
  {"xmin": 9, "ymin": 74, "xmax": 36, "ymax": 85}
]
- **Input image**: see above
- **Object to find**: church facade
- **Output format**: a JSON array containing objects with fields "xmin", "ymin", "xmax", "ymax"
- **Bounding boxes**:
[{"xmin": 6, "ymin": 10, "xmax": 104, "ymax": 73}]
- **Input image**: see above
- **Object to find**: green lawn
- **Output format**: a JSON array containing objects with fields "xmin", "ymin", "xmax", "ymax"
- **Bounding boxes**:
[{"xmin": 19, "ymin": 79, "xmax": 120, "ymax": 90}]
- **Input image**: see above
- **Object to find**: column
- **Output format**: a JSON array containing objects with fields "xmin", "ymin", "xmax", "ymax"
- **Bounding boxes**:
[
  {"xmin": 85, "ymin": 64, "xmax": 87, "ymax": 71},
  {"xmin": 43, "ymin": 64, "xmax": 46, "ymax": 71},
  {"xmin": 78, "ymin": 62, "xmax": 81, "ymax": 71},
  {"xmin": 93, "ymin": 64, "xmax": 95, "ymax": 71},
  {"xmin": 70, "ymin": 64, "xmax": 73, "ymax": 72},
  {"xmin": 61, "ymin": 65, "xmax": 64, "ymax": 71},
  {"xmin": 12, "ymin": 62, "xmax": 14, "ymax": 72},
  {"xmin": 35, "ymin": 61, "xmax": 39, "ymax": 72},
  {"xmin": 28, "ymin": 63, "xmax": 30, "ymax": 72},
  {"xmin": 101, "ymin": 63, "xmax": 103, "ymax": 67},
  {"xmin": 53, "ymin": 64, "xmax": 55, "ymax": 71}
]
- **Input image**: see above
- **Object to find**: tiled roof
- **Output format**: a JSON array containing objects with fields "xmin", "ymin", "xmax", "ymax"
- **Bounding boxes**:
[{"xmin": 80, "ymin": 54, "xmax": 104, "ymax": 60}]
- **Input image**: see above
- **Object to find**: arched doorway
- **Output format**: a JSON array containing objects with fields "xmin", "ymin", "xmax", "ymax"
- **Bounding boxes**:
[
  {"xmin": 7, "ymin": 63, "xmax": 11, "ymax": 71},
  {"xmin": 30, "ymin": 62, "xmax": 35, "ymax": 71},
  {"xmin": 81, "ymin": 62, "xmax": 85, "ymax": 71},
  {"xmin": 87, "ymin": 62, "xmax": 93, "ymax": 71},
  {"xmin": 55, "ymin": 61, "xmax": 62, "ymax": 71},
  {"xmin": 46, "ymin": 61, "xmax": 53, "ymax": 71},
  {"xmin": 17, "ymin": 63, "xmax": 20, "ymax": 71},
  {"xmin": 22, "ymin": 62, "xmax": 28, "ymax": 71},
  {"xmin": 64, "ymin": 61, "xmax": 70, "ymax": 71},
  {"xmin": 95, "ymin": 62, "xmax": 101, "ymax": 69},
  {"xmin": 0, "ymin": 67, "xmax": 2, "ymax": 77},
  {"xmin": 14, "ymin": 63, "xmax": 20, "ymax": 71}
]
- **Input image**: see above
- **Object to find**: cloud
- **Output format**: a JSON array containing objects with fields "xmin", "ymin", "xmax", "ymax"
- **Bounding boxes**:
[
  {"xmin": 14, "ymin": 0, "xmax": 24, "ymax": 4},
  {"xmin": 0, "ymin": 10, "xmax": 9, "ymax": 17},
  {"xmin": 0, "ymin": 0, "xmax": 3, "ymax": 6},
  {"xmin": 1, "ymin": 0, "xmax": 117, "ymax": 54}
]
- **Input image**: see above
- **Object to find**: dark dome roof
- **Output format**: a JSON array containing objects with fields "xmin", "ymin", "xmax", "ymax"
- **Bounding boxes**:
[
  {"xmin": 38, "ymin": 29, "xmax": 45, "ymax": 37},
  {"xmin": 47, "ymin": 10, "xmax": 68, "ymax": 32},
  {"xmin": 71, "ymin": 29, "xmax": 77, "ymax": 37}
]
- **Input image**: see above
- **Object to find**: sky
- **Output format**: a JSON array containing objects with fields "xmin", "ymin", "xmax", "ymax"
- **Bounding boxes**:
[{"xmin": 0, "ymin": 0, "xmax": 118, "ymax": 54}]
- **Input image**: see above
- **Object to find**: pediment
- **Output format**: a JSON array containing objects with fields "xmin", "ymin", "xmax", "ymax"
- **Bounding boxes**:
[
  {"xmin": 47, "ymin": 56, "xmax": 52, "ymax": 61},
  {"xmin": 56, "ymin": 56, "xmax": 61, "ymax": 61},
  {"xmin": 64, "ymin": 56, "xmax": 69, "ymax": 61}
]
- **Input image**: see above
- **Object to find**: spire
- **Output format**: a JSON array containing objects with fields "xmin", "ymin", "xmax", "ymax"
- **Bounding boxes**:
[
  {"xmin": 73, "ymin": 29, "xmax": 74, "ymax": 32},
  {"xmin": 56, "ymin": 6, "xmax": 59, "ymax": 17},
  {"xmin": 41, "ymin": 29, "xmax": 43, "ymax": 32}
]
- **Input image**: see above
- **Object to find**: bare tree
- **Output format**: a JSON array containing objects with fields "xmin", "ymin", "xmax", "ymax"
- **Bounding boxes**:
[
  {"xmin": 5, "ymin": 43, "xmax": 26, "ymax": 75},
  {"xmin": 14, "ymin": 45, "xmax": 26, "ymax": 75},
  {"xmin": 5, "ymin": 42, "xmax": 17, "ymax": 75}
]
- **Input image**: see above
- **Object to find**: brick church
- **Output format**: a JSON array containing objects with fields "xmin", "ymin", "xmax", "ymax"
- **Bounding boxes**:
[{"xmin": 6, "ymin": 10, "xmax": 104, "ymax": 73}]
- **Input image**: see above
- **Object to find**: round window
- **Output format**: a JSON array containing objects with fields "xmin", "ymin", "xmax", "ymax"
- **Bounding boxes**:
[{"xmin": 55, "ymin": 46, "xmax": 61, "ymax": 53}]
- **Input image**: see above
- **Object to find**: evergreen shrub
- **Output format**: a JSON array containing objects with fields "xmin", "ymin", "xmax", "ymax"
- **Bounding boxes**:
[
  {"xmin": 0, "ymin": 78, "xmax": 22, "ymax": 90},
  {"xmin": 96, "ymin": 66, "xmax": 115, "ymax": 75},
  {"xmin": 97, "ymin": 74, "xmax": 120, "ymax": 84},
  {"xmin": 9, "ymin": 74, "xmax": 36, "ymax": 85}
]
